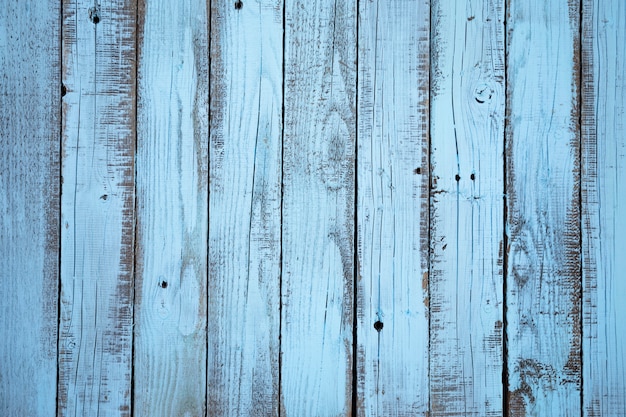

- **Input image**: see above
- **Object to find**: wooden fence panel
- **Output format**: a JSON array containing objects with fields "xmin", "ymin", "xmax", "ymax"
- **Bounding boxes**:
[
  {"xmin": 0, "ymin": 2, "xmax": 60, "ymax": 415},
  {"xmin": 582, "ymin": 0, "xmax": 626, "ymax": 415},
  {"xmin": 356, "ymin": 0, "xmax": 430, "ymax": 415},
  {"xmin": 59, "ymin": 0, "xmax": 136, "ymax": 415},
  {"xmin": 208, "ymin": 1, "xmax": 283, "ymax": 415},
  {"xmin": 281, "ymin": 0, "xmax": 356, "ymax": 414},
  {"xmin": 134, "ymin": 0, "xmax": 208, "ymax": 415},
  {"xmin": 429, "ymin": 0, "xmax": 505, "ymax": 415},
  {"xmin": 505, "ymin": 1, "xmax": 582, "ymax": 415}
]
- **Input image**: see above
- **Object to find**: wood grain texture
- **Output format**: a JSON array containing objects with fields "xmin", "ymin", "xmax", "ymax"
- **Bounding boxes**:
[
  {"xmin": 59, "ymin": 0, "xmax": 136, "ymax": 415},
  {"xmin": 281, "ymin": 0, "xmax": 356, "ymax": 415},
  {"xmin": 208, "ymin": 1, "xmax": 283, "ymax": 415},
  {"xmin": 582, "ymin": 0, "xmax": 626, "ymax": 415},
  {"xmin": 356, "ymin": 0, "xmax": 430, "ymax": 415},
  {"xmin": 134, "ymin": 0, "xmax": 208, "ymax": 415},
  {"xmin": 429, "ymin": 1, "xmax": 505, "ymax": 415},
  {"xmin": 505, "ymin": 0, "xmax": 582, "ymax": 415},
  {"xmin": 0, "ymin": 1, "xmax": 60, "ymax": 415}
]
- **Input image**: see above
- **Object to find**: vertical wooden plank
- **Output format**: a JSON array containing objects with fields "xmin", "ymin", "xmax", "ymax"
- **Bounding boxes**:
[
  {"xmin": 505, "ymin": 0, "xmax": 581, "ymax": 415},
  {"xmin": 582, "ymin": 0, "xmax": 626, "ymax": 415},
  {"xmin": 0, "ymin": 1, "xmax": 60, "ymax": 415},
  {"xmin": 134, "ymin": 0, "xmax": 208, "ymax": 415},
  {"xmin": 356, "ymin": 0, "xmax": 430, "ymax": 415},
  {"xmin": 59, "ymin": 0, "xmax": 136, "ymax": 415},
  {"xmin": 429, "ymin": 0, "xmax": 505, "ymax": 415},
  {"xmin": 281, "ymin": 0, "xmax": 356, "ymax": 414},
  {"xmin": 208, "ymin": 0, "xmax": 282, "ymax": 415}
]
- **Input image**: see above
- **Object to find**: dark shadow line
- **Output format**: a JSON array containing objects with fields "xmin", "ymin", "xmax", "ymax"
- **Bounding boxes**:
[{"xmin": 502, "ymin": 1, "xmax": 510, "ymax": 415}]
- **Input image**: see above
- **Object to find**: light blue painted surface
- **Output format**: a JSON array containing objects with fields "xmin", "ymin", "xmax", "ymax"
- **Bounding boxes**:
[
  {"xmin": 0, "ymin": 0, "xmax": 625, "ymax": 415},
  {"xmin": 582, "ymin": 0, "xmax": 626, "ymax": 415}
]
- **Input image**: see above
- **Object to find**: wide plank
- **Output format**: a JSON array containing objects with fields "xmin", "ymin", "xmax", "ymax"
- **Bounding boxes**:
[
  {"xmin": 208, "ymin": 1, "xmax": 283, "ymax": 415},
  {"xmin": 356, "ymin": 0, "xmax": 430, "ymax": 415},
  {"xmin": 429, "ymin": 0, "xmax": 505, "ymax": 415},
  {"xmin": 281, "ymin": 0, "xmax": 356, "ymax": 414},
  {"xmin": 582, "ymin": 0, "xmax": 626, "ymax": 415},
  {"xmin": 133, "ymin": 0, "xmax": 209, "ymax": 415},
  {"xmin": 59, "ymin": 1, "xmax": 136, "ymax": 415},
  {"xmin": 505, "ymin": 1, "xmax": 582, "ymax": 415},
  {"xmin": 0, "ymin": 1, "xmax": 60, "ymax": 415}
]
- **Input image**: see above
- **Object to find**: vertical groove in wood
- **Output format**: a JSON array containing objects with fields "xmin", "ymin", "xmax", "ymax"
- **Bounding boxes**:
[
  {"xmin": 0, "ymin": 1, "xmax": 61, "ymax": 415},
  {"xmin": 429, "ymin": 1, "xmax": 505, "ymax": 415},
  {"xmin": 505, "ymin": 0, "xmax": 582, "ymax": 415},
  {"xmin": 208, "ymin": 1, "xmax": 283, "ymax": 415},
  {"xmin": 582, "ymin": 0, "xmax": 626, "ymax": 415},
  {"xmin": 59, "ymin": 0, "xmax": 136, "ymax": 415},
  {"xmin": 281, "ymin": 0, "xmax": 356, "ymax": 415},
  {"xmin": 356, "ymin": 0, "xmax": 430, "ymax": 415},
  {"xmin": 134, "ymin": 0, "xmax": 209, "ymax": 415}
]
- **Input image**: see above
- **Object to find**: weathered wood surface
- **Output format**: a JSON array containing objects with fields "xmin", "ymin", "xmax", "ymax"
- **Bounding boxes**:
[
  {"xmin": 429, "ymin": 1, "xmax": 505, "ymax": 415},
  {"xmin": 59, "ymin": 0, "xmax": 136, "ymax": 415},
  {"xmin": 505, "ymin": 1, "xmax": 582, "ymax": 415},
  {"xmin": 356, "ymin": 0, "xmax": 430, "ymax": 415},
  {"xmin": 208, "ymin": 1, "xmax": 283, "ymax": 415},
  {"xmin": 3, "ymin": 1, "xmax": 626, "ymax": 416},
  {"xmin": 582, "ymin": 0, "xmax": 626, "ymax": 415},
  {"xmin": 133, "ymin": 0, "xmax": 208, "ymax": 415},
  {"xmin": 0, "ymin": 1, "xmax": 60, "ymax": 415},
  {"xmin": 281, "ymin": 0, "xmax": 356, "ymax": 414}
]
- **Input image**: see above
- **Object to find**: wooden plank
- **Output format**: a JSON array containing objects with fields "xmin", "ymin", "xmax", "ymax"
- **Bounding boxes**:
[
  {"xmin": 582, "ymin": 0, "xmax": 626, "ymax": 415},
  {"xmin": 58, "ymin": 0, "xmax": 136, "ymax": 415},
  {"xmin": 133, "ymin": 0, "xmax": 208, "ymax": 415},
  {"xmin": 356, "ymin": 0, "xmax": 430, "ymax": 415},
  {"xmin": 0, "ymin": 1, "xmax": 60, "ymax": 415},
  {"xmin": 281, "ymin": 0, "xmax": 356, "ymax": 414},
  {"xmin": 207, "ymin": 1, "xmax": 282, "ymax": 415},
  {"xmin": 429, "ymin": 0, "xmax": 505, "ymax": 415},
  {"xmin": 505, "ymin": 0, "xmax": 582, "ymax": 415}
]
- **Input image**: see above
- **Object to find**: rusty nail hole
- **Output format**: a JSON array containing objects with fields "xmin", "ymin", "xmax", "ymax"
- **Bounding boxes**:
[
  {"xmin": 414, "ymin": 167, "xmax": 421, "ymax": 174},
  {"xmin": 470, "ymin": 173, "xmax": 475, "ymax": 181},
  {"xmin": 455, "ymin": 174, "xmax": 461, "ymax": 182},
  {"xmin": 159, "ymin": 281, "xmax": 168, "ymax": 288},
  {"xmin": 61, "ymin": 84, "xmax": 67, "ymax": 97},
  {"xmin": 234, "ymin": 0, "xmax": 243, "ymax": 9},
  {"xmin": 374, "ymin": 321, "xmax": 384, "ymax": 331},
  {"xmin": 89, "ymin": 7, "xmax": 100, "ymax": 24}
]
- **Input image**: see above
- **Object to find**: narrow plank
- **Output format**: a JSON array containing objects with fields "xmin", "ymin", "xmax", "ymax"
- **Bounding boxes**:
[
  {"xmin": 582, "ymin": 0, "xmax": 626, "ymax": 415},
  {"xmin": 133, "ymin": 0, "xmax": 208, "ymax": 415},
  {"xmin": 281, "ymin": 0, "xmax": 356, "ymax": 414},
  {"xmin": 58, "ymin": 1, "xmax": 136, "ymax": 415},
  {"xmin": 0, "ymin": 1, "xmax": 60, "ymax": 415},
  {"xmin": 356, "ymin": 0, "xmax": 430, "ymax": 415},
  {"xmin": 208, "ymin": 1, "xmax": 283, "ymax": 415},
  {"xmin": 429, "ymin": 0, "xmax": 505, "ymax": 415},
  {"xmin": 505, "ymin": 0, "xmax": 582, "ymax": 415}
]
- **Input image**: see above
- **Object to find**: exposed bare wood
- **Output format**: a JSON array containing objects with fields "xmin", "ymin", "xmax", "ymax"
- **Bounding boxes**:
[
  {"xmin": 582, "ymin": 0, "xmax": 626, "ymax": 415},
  {"xmin": 429, "ymin": 1, "xmax": 505, "ymax": 415},
  {"xmin": 356, "ymin": 0, "xmax": 430, "ymax": 415},
  {"xmin": 207, "ymin": 1, "xmax": 283, "ymax": 415},
  {"xmin": 281, "ymin": 0, "xmax": 356, "ymax": 414},
  {"xmin": 505, "ymin": 1, "xmax": 582, "ymax": 415},
  {"xmin": 133, "ymin": 0, "xmax": 209, "ymax": 415},
  {"xmin": 58, "ymin": 0, "xmax": 136, "ymax": 415},
  {"xmin": 0, "ymin": 1, "xmax": 60, "ymax": 415}
]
